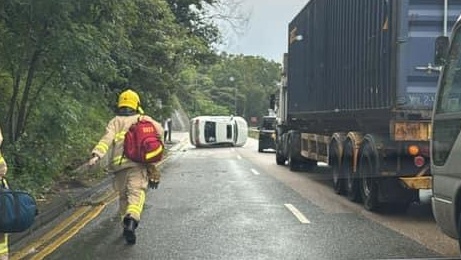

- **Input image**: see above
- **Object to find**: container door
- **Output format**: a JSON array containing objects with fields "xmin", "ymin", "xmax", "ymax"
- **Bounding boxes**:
[{"xmin": 396, "ymin": 0, "xmax": 461, "ymax": 109}]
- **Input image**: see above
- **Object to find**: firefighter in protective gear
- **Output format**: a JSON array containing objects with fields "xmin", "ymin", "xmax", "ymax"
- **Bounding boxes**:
[
  {"xmin": 88, "ymin": 89, "xmax": 163, "ymax": 245},
  {"xmin": 0, "ymin": 128, "xmax": 9, "ymax": 259}
]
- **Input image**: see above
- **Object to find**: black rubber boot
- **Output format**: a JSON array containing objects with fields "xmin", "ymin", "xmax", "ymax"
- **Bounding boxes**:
[{"xmin": 123, "ymin": 215, "xmax": 138, "ymax": 245}]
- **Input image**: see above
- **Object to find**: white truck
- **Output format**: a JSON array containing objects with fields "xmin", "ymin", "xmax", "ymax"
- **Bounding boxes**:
[{"xmin": 431, "ymin": 13, "xmax": 461, "ymax": 250}]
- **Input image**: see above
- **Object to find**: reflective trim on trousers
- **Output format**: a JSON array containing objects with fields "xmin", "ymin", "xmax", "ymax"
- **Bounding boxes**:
[
  {"xmin": 0, "ymin": 234, "xmax": 8, "ymax": 256},
  {"xmin": 126, "ymin": 190, "xmax": 145, "ymax": 220}
]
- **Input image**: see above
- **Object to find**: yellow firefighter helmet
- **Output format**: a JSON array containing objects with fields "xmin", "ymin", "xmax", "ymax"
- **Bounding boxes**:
[{"xmin": 118, "ymin": 89, "xmax": 140, "ymax": 111}]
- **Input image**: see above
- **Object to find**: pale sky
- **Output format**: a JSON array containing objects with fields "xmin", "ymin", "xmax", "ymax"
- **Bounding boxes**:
[{"xmin": 217, "ymin": 1, "xmax": 309, "ymax": 64}]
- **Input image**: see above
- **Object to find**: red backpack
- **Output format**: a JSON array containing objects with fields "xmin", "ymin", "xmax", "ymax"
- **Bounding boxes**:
[{"xmin": 123, "ymin": 118, "xmax": 164, "ymax": 164}]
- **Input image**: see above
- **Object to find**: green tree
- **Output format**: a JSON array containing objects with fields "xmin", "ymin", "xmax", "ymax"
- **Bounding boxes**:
[
  {"xmin": 206, "ymin": 54, "xmax": 281, "ymax": 120},
  {"xmin": 0, "ymin": 0, "xmax": 125, "ymax": 143},
  {"xmin": 0, "ymin": 0, "xmax": 254, "ymax": 194}
]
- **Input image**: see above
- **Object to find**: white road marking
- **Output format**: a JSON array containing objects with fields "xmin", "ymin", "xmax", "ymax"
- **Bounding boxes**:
[
  {"xmin": 237, "ymin": 155, "xmax": 242, "ymax": 160},
  {"xmin": 251, "ymin": 169, "xmax": 260, "ymax": 175},
  {"xmin": 318, "ymin": 162, "xmax": 328, "ymax": 166},
  {"xmin": 284, "ymin": 204, "xmax": 310, "ymax": 224}
]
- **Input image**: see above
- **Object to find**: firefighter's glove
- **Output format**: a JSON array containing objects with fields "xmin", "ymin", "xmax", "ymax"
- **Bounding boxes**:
[
  {"xmin": 88, "ymin": 155, "xmax": 100, "ymax": 166},
  {"xmin": 148, "ymin": 179, "xmax": 160, "ymax": 189}
]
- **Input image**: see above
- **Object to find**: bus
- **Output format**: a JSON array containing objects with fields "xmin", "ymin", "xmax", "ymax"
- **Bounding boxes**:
[{"xmin": 189, "ymin": 116, "xmax": 248, "ymax": 148}]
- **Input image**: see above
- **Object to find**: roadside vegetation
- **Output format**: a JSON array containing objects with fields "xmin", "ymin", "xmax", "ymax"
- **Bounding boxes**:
[{"xmin": 0, "ymin": 0, "xmax": 281, "ymax": 197}]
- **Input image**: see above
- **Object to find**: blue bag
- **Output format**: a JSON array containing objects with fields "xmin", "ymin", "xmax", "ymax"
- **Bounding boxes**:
[{"xmin": 0, "ymin": 179, "xmax": 37, "ymax": 233}]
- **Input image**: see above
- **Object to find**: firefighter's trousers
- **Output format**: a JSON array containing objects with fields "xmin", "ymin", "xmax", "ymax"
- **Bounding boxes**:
[{"xmin": 113, "ymin": 167, "xmax": 149, "ymax": 222}]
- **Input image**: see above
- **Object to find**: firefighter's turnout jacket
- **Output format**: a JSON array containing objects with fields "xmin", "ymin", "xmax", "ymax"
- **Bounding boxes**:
[
  {"xmin": 91, "ymin": 114, "xmax": 163, "ymax": 175},
  {"xmin": 0, "ymin": 130, "xmax": 6, "ymax": 178},
  {"xmin": 0, "ymin": 128, "xmax": 8, "ymax": 258},
  {"xmin": 91, "ymin": 114, "xmax": 163, "ymax": 221}
]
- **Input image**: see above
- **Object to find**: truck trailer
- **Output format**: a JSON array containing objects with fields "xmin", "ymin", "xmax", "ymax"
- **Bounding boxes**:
[{"xmin": 275, "ymin": 0, "xmax": 461, "ymax": 211}]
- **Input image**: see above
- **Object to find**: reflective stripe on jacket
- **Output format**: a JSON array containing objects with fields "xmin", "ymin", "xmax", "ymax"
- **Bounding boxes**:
[
  {"xmin": 0, "ymin": 129, "xmax": 6, "ymax": 176},
  {"xmin": 0, "ymin": 234, "xmax": 7, "ymax": 256},
  {"xmin": 0, "ymin": 155, "xmax": 6, "ymax": 177},
  {"xmin": 91, "ymin": 114, "xmax": 163, "ymax": 173}
]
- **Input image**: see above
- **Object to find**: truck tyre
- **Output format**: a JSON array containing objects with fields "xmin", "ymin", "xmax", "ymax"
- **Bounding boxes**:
[
  {"xmin": 288, "ymin": 148, "xmax": 300, "ymax": 171},
  {"xmin": 344, "ymin": 141, "xmax": 360, "ymax": 202},
  {"xmin": 288, "ymin": 151, "xmax": 299, "ymax": 172},
  {"xmin": 330, "ymin": 145, "xmax": 344, "ymax": 194},
  {"xmin": 302, "ymin": 159, "xmax": 317, "ymax": 171},
  {"xmin": 275, "ymin": 136, "xmax": 286, "ymax": 165},
  {"xmin": 358, "ymin": 140, "xmax": 380, "ymax": 211},
  {"xmin": 287, "ymin": 131, "xmax": 301, "ymax": 171},
  {"xmin": 276, "ymin": 152, "xmax": 285, "ymax": 165}
]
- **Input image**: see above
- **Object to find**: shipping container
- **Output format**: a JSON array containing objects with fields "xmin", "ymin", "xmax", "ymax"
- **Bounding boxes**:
[
  {"xmin": 275, "ymin": 0, "xmax": 461, "ymax": 212},
  {"xmin": 286, "ymin": 0, "xmax": 461, "ymax": 133}
]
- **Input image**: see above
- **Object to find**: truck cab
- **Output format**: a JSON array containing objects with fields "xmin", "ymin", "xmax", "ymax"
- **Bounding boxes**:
[{"xmin": 258, "ymin": 116, "xmax": 276, "ymax": 152}]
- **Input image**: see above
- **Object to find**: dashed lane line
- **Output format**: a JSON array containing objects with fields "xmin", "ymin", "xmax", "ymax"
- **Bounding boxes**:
[
  {"xmin": 284, "ymin": 203, "xmax": 311, "ymax": 224},
  {"xmin": 251, "ymin": 169, "xmax": 260, "ymax": 175}
]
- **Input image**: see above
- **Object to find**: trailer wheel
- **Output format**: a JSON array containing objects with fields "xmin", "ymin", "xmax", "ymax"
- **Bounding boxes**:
[
  {"xmin": 276, "ymin": 152, "xmax": 285, "ymax": 165},
  {"xmin": 344, "ymin": 141, "xmax": 360, "ymax": 202},
  {"xmin": 359, "ymin": 140, "xmax": 380, "ymax": 211},
  {"xmin": 288, "ymin": 147, "xmax": 300, "ymax": 171},
  {"xmin": 302, "ymin": 159, "xmax": 317, "ymax": 171},
  {"xmin": 275, "ymin": 139, "xmax": 286, "ymax": 165},
  {"xmin": 331, "ymin": 146, "xmax": 344, "ymax": 194}
]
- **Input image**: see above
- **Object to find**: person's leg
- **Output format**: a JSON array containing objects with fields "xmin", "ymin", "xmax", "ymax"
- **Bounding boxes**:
[
  {"xmin": 123, "ymin": 168, "xmax": 148, "ymax": 244},
  {"xmin": 113, "ymin": 171, "xmax": 128, "ymax": 221}
]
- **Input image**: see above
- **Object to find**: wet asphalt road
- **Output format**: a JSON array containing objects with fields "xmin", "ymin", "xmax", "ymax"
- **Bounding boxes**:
[{"xmin": 46, "ymin": 135, "xmax": 456, "ymax": 260}]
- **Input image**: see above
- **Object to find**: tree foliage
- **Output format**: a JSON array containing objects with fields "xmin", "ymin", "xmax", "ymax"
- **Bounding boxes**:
[
  {"xmin": 0, "ymin": 0, "xmax": 228, "ymax": 192},
  {"xmin": 0, "ymin": 0, "xmax": 281, "ymax": 194},
  {"xmin": 177, "ymin": 53, "xmax": 282, "ymax": 121}
]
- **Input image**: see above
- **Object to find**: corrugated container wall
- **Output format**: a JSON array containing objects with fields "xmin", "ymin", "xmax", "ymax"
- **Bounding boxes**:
[{"xmin": 287, "ymin": 0, "xmax": 461, "ymax": 117}]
